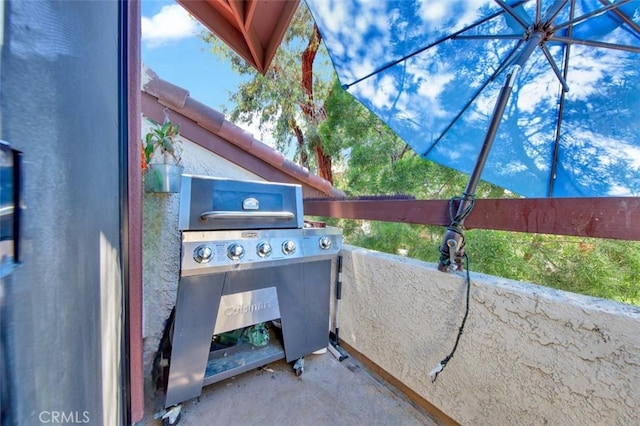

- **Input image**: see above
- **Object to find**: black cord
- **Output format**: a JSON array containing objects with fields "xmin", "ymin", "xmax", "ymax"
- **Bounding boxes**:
[
  {"xmin": 438, "ymin": 194, "xmax": 475, "ymax": 270},
  {"xmin": 449, "ymin": 194, "xmax": 476, "ymax": 226},
  {"xmin": 430, "ymin": 254, "xmax": 472, "ymax": 383}
]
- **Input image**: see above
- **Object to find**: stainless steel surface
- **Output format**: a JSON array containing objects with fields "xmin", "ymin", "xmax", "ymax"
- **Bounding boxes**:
[
  {"xmin": 164, "ymin": 176, "xmax": 342, "ymax": 409},
  {"xmin": 200, "ymin": 211, "xmax": 295, "ymax": 221},
  {"xmin": 226, "ymin": 243, "xmax": 245, "ymax": 260},
  {"xmin": 178, "ymin": 175, "xmax": 304, "ymax": 231},
  {"xmin": 164, "ymin": 260, "xmax": 336, "ymax": 407},
  {"xmin": 180, "ymin": 227, "xmax": 342, "ymax": 275},
  {"xmin": 256, "ymin": 242, "xmax": 272, "ymax": 258},
  {"xmin": 282, "ymin": 240, "xmax": 296, "ymax": 255},
  {"xmin": 144, "ymin": 163, "xmax": 184, "ymax": 193},
  {"xmin": 213, "ymin": 287, "xmax": 280, "ymax": 335},
  {"xmin": 319, "ymin": 236, "xmax": 332, "ymax": 250},
  {"xmin": 193, "ymin": 245, "xmax": 213, "ymax": 264}
]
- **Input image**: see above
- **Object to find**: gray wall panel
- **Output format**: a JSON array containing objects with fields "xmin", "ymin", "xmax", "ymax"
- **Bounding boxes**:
[{"xmin": 1, "ymin": 1, "xmax": 124, "ymax": 424}]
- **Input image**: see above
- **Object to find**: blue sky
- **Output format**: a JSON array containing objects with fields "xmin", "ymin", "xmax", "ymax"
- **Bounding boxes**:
[{"xmin": 141, "ymin": 0, "xmax": 244, "ymax": 111}]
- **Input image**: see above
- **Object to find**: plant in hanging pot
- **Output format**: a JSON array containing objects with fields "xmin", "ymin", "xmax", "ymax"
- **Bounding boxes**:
[{"xmin": 142, "ymin": 116, "xmax": 184, "ymax": 193}]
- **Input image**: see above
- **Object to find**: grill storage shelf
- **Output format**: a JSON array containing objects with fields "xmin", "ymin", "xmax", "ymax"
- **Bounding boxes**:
[
  {"xmin": 202, "ymin": 327, "xmax": 285, "ymax": 387},
  {"xmin": 157, "ymin": 175, "xmax": 342, "ymax": 410}
]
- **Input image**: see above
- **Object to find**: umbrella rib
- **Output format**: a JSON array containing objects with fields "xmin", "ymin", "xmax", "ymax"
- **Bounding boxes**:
[
  {"xmin": 494, "ymin": 0, "xmax": 531, "ymax": 30},
  {"xmin": 599, "ymin": 0, "xmax": 640, "ymax": 36},
  {"xmin": 493, "ymin": 40, "xmax": 526, "ymax": 76},
  {"xmin": 554, "ymin": 0, "xmax": 631, "ymax": 31},
  {"xmin": 454, "ymin": 34, "xmax": 525, "ymax": 40},
  {"xmin": 536, "ymin": 0, "xmax": 542, "ymax": 24},
  {"xmin": 540, "ymin": 43, "xmax": 570, "ymax": 92},
  {"xmin": 541, "ymin": 0, "xmax": 570, "ymax": 25},
  {"xmin": 422, "ymin": 41, "xmax": 524, "ymax": 158},
  {"xmin": 422, "ymin": 81, "xmax": 495, "ymax": 159},
  {"xmin": 548, "ymin": 83, "xmax": 569, "ymax": 197},
  {"xmin": 551, "ymin": 35, "xmax": 640, "ymax": 52},
  {"xmin": 342, "ymin": 0, "xmax": 531, "ymax": 89},
  {"xmin": 548, "ymin": 0, "xmax": 575, "ymax": 197},
  {"xmin": 387, "ymin": 58, "xmax": 409, "ymax": 121}
]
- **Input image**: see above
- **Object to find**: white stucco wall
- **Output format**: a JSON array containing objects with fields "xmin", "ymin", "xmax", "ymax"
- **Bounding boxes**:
[
  {"xmin": 142, "ymin": 126, "xmax": 262, "ymax": 388},
  {"xmin": 339, "ymin": 245, "xmax": 640, "ymax": 425}
]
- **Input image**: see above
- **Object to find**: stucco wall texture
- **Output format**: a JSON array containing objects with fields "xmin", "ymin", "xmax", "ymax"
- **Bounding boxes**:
[
  {"xmin": 142, "ymin": 128, "xmax": 261, "ymax": 387},
  {"xmin": 339, "ymin": 245, "xmax": 640, "ymax": 425}
]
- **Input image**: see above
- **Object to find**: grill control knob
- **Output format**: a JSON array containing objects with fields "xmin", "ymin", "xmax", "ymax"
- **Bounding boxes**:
[
  {"xmin": 319, "ymin": 236, "xmax": 332, "ymax": 250},
  {"xmin": 282, "ymin": 240, "xmax": 296, "ymax": 255},
  {"xmin": 194, "ymin": 245, "xmax": 213, "ymax": 263},
  {"xmin": 227, "ymin": 243, "xmax": 245, "ymax": 260},
  {"xmin": 257, "ymin": 242, "xmax": 272, "ymax": 258}
]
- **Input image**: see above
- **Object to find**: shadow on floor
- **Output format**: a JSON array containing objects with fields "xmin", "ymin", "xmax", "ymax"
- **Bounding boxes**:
[{"xmin": 138, "ymin": 350, "xmax": 439, "ymax": 426}]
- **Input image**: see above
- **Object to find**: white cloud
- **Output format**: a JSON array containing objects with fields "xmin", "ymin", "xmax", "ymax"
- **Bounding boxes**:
[
  {"xmin": 418, "ymin": 2, "xmax": 447, "ymax": 25},
  {"xmin": 142, "ymin": 4, "xmax": 200, "ymax": 48}
]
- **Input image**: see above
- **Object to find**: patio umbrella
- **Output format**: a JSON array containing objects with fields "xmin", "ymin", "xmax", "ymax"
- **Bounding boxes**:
[{"xmin": 305, "ymin": 0, "xmax": 640, "ymax": 270}]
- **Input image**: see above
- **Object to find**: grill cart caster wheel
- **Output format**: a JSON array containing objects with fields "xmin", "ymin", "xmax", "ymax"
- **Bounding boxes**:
[
  {"xmin": 161, "ymin": 405, "xmax": 182, "ymax": 426},
  {"xmin": 293, "ymin": 358, "xmax": 304, "ymax": 376}
]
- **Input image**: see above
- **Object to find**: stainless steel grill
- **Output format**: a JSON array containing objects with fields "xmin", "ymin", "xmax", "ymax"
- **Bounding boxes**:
[{"xmin": 158, "ymin": 175, "xmax": 342, "ymax": 409}]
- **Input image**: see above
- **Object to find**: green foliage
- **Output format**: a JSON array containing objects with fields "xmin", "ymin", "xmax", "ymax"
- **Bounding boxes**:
[
  {"xmin": 318, "ymin": 79, "xmax": 640, "ymax": 307},
  {"xmin": 200, "ymin": 4, "xmax": 334, "ymax": 170},
  {"xmin": 143, "ymin": 118, "xmax": 181, "ymax": 165},
  {"xmin": 465, "ymin": 231, "xmax": 640, "ymax": 305},
  {"xmin": 320, "ymin": 76, "xmax": 508, "ymax": 199},
  {"xmin": 202, "ymin": 6, "xmax": 639, "ymax": 307},
  {"xmin": 316, "ymin": 82, "xmax": 639, "ymax": 306},
  {"xmin": 334, "ymin": 219, "xmax": 640, "ymax": 306}
]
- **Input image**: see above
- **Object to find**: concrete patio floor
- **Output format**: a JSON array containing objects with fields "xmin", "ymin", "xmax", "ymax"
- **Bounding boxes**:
[{"xmin": 138, "ymin": 349, "xmax": 441, "ymax": 426}]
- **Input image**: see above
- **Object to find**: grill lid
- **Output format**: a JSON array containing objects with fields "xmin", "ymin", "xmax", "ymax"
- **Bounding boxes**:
[{"xmin": 178, "ymin": 175, "xmax": 304, "ymax": 231}]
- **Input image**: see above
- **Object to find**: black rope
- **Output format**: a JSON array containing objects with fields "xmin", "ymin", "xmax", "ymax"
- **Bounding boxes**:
[
  {"xmin": 449, "ymin": 193, "xmax": 476, "ymax": 226},
  {"xmin": 438, "ymin": 195, "xmax": 475, "ymax": 270},
  {"xmin": 430, "ymin": 254, "xmax": 472, "ymax": 383}
]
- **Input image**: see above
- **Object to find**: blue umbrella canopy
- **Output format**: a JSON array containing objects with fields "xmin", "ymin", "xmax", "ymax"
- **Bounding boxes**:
[{"xmin": 306, "ymin": 0, "xmax": 640, "ymax": 198}]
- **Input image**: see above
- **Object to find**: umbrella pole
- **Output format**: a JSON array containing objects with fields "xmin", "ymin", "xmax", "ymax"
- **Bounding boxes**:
[{"xmin": 438, "ymin": 34, "xmax": 542, "ymax": 272}]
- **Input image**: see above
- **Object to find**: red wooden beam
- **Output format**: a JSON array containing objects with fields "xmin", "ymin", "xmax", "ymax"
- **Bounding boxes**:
[
  {"xmin": 303, "ymin": 197, "xmax": 640, "ymax": 241},
  {"xmin": 127, "ymin": 1, "xmax": 144, "ymax": 422}
]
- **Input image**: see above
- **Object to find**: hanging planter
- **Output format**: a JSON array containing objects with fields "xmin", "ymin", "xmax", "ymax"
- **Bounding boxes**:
[
  {"xmin": 144, "ymin": 163, "xmax": 184, "ymax": 193},
  {"xmin": 142, "ymin": 111, "xmax": 183, "ymax": 193}
]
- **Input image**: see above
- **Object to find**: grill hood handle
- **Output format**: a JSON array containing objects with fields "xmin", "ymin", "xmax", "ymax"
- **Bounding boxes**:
[{"xmin": 200, "ymin": 211, "xmax": 295, "ymax": 221}]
